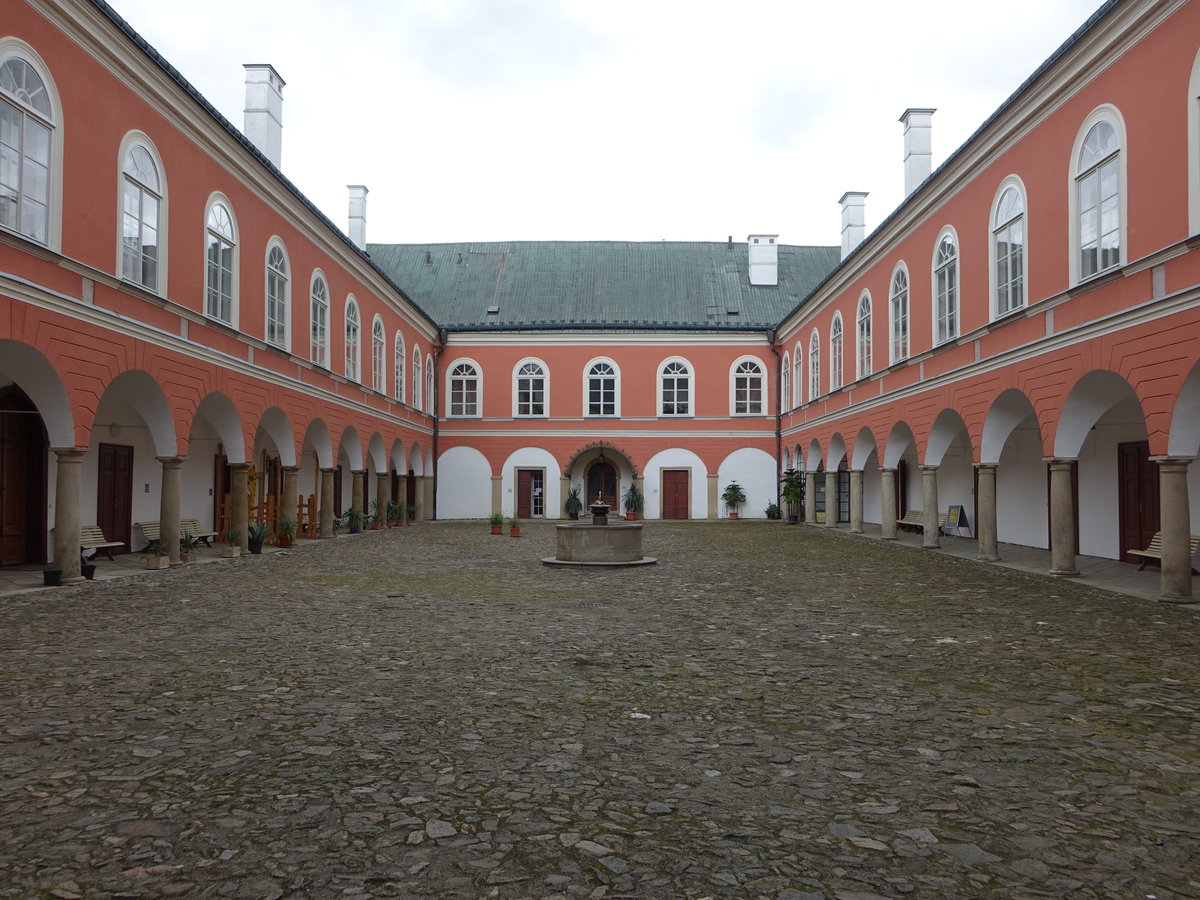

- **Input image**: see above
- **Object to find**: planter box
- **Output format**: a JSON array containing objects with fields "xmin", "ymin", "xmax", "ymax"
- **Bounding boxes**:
[
  {"xmin": 145, "ymin": 555, "xmax": 170, "ymax": 569},
  {"xmin": 221, "ymin": 546, "xmax": 240, "ymax": 559}
]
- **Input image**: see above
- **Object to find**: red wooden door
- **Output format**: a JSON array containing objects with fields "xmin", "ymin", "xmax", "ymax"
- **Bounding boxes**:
[
  {"xmin": 1118, "ymin": 441, "xmax": 1158, "ymax": 561},
  {"xmin": 586, "ymin": 462, "xmax": 617, "ymax": 509},
  {"xmin": 517, "ymin": 469, "xmax": 532, "ymax": 519},
  {"xmin": 97, "ymin": 443, "xmax": 133, "ymax": 553},
  {"xmin": 662, "ymin": 469, "xmax": 689, "ymax": 519},
  {"xmin": 0, "ymin": 387, "xmax": 47, "ymax": 565}
]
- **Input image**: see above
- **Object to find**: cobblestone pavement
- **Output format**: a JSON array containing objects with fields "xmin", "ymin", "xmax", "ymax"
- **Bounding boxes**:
[{"xmin": 2, "ymin": 521, "xmax": 1198, "ymax": 899}]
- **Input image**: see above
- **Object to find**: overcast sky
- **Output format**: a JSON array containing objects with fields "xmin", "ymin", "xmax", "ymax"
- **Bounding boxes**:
[{"xmin": 110, "ymin": 0, "xmax": 1103, "ymax": 247}]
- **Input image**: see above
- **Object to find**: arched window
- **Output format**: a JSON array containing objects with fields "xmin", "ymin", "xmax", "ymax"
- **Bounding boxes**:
[
  {"xmin": 0, "ymin": 53, "xmax": 54, "ymax": 244},
  {"xmin": 265, "ymin": 242, "xmax": 288, "ymax": 348},
  {"xmin": 121, "ymin": 143, "xmax": 161, "ymax": 290},
  {"xmin": 732, "ymin": 359, "xmax": 764, "ymax": 415},
  {"xmin": 412, "ymin": 347, "xmax": 422, "ymax": 410},
  {"xmin": 808, "ymin": 331, "xmax": 821, "ymax": 400},
  {"xmin": 449, "ymin": 362, "xmax": 480, "ymax": 416},
  {"xmin": 890, "ymin": 266, "xmax": 909, "ymax": 363},
  {"xmin": 393, "ymin": 333, "xmax": 405, "ymax": 401},
  {"xmin": 781, "ymin": 353, "xmax": 791, "ymax": 413},
  {"xmin": 204, "ymin": 200, "xmax": 236, "ymax": 324},
  {"xmin": 993, "ymin": 183, "xmax": 1025, "ymax": 317},
  {"xmin": 371, "ymin": 316, "xmax": 385, "ymax": 392},
  {"xmin": 660, "ymin": 359, "xmax": 691, "ymax": 416},
  {"xmin": 933, "ymin": 232, "xmax": 958, "ymax": 344},
  {"xmin": 310, "ymin": 274, "xmax": 328, "ymax": 366},
  {"xmin": 1076, "ymin": 117, "xmax": 1121, "ymax": 280},
  {"xmin": 829, "ymin": 314, "xmax": 843, "ymax": 391},
  {"xmin": 515, "ymin": 360, "xmax": 547, "ymax": 416},
  {"xmin": 344, "ymin": 296, "xmax": 360, "ymax": 381},
  {"xmin": 856, "ymin": 292, "xmax": 872, "ymax": 380},
  {"xmin": 792, "ymin": 345, "xmax": 803, "ymax": 407},
  {"xmin": 586, "ymin": 361, "xmax": 617, "ymax": 416},
  {"xmin": 425, "ymin": 355, "xmax": 434, "ymax": 414}
]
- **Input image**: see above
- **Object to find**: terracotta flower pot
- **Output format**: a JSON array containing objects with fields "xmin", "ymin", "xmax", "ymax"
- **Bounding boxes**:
[
  {"xmin": 729, "ymin": 512, "xmax": 739, "ymax": 520},
  {"xmin": 509, "ymin": 528, "xmax": 521, "ymax": 538},
  {"xmin": 491, "ymin": 525, "xmax": 503, "ymax": 534}
]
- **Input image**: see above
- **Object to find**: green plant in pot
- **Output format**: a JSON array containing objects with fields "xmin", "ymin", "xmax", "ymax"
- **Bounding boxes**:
[
  {"xmin": 489, "ymin": 511, "xmax": 505, "ymax": 534},
  {"xmin": 346, "ymin": 507, "xmax": 365, "ymax": 534},
  {"xmin": 721, "ymin": 481, "xmax": 747, "ymax": 519},
  {"xmin": 564, "ymin": 486, "xmax": 583, "ymax": 520},
  {"xmin": 369, "ymin": 499, "xmax": 385, "ymax": 529},
  {"xmin": 765, "ymin": 501, "xmax": 781, "ymax": 520},
  {"xmin": 144, "ymin": 537, "xmax": 171, "ymax": 568},
  {"xmin": 247, "ymin": 522, "xmax": 268, "ymax": 554},
  {"xmin": 277, "ymin": 518, "xmax": 296, "ymax": 548},
  {"xmin": 222, "ymin": 528, "xmax": 241, "ymax": 558},
  {"xmin": 508, "ymin": 515, "xmax": 522, "ymax": 537},
  {"xmin": 780, "ymin": 468, "xmax": 804, "ymax": 523},
  {"xmin": 386, "ymin": 500, "xmax": 403, "ymax": 527},
  {"xmin": 179, "ymin": 531, "xmax": 200, "ymax": 563},
  {"xmin": 621, "ymin": 481, "xmax": 644, "ymax": 521}
]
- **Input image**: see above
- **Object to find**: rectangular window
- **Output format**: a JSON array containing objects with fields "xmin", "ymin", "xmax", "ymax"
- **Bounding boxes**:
[{"xmin": 588, "ymin": 376, "xmax": 615, "ymax": 415}]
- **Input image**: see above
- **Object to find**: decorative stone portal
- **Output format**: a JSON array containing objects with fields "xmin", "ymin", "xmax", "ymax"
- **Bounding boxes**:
[{"xmin": 542, "ymin": 502, "xmax": 657, "ymax": 567}]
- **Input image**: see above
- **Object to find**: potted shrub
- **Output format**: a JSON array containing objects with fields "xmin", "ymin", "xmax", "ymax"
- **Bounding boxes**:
[
  {"xmin": 564, "ymin": 486, "xmax": 583, "ymax": 520},
  {"xmin": 346, "ymin": 507, "xmax": 365, "ymax": 534},
  {"xmin": 386, "ymin": 500, "xmax": 403, "ymax": 527},
  {"xmin": 722, "ymin": 481, "xmax": 747, "ymax": 519},
  {"xmin": 508, "ymin": 515, "xmax": 522, "ymax": 538},
  {"xmin": 222, "ymin": 528, "xmax": 241, "ymax": 558},
  {"xmin": 765, "ymin": 501, "xmax": 781, "ymax": 520},
  {"xmin": 621, "ymin": 481, "xmax": 644, "ymax": 521},
  {"xmin": 490, "ymin": 511, "xmax": 505, "ymax": 535},
  {"xmin": 179, "ymin": 531, "xmax": 200, "ymax": 564},
  {"xmin": 406, "ymin": 503, "xmax": 418, "ymax": 524},
  {"xmin": 247, "ymin": 522, "xmax": 268, "ymax": 555},
  {"xmin": 780, "ymin": 468, "xmax": 804, "ymax": 524},
  {"xmin": 277, "ymin": 519, "xmax": 296, "ymax": 549},
  {"xmin": 369, "ymin": 499, "xmax": 385, "ymax": 530},
  {"xmin": 144, "ymin": 538, "xmax": 171, "ymax": 568}
]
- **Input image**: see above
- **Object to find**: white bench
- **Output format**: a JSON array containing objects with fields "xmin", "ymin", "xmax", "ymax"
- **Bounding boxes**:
[
  {"xmin": 896, "ymin": 510, "xmax": 947, "ymax": 533},
  {"xmin": 80, "ymin": 525, "xmax": 124, "ymax": 560},
  {"xmin": 1127, "ymin": 532, "xmax": 1200, "ymax": 573}
]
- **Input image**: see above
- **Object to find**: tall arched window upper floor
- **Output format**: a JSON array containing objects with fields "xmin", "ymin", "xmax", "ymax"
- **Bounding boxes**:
[
  {"xmin": 263, "ymin": 238, "xmax": 290, "ymax": 350},
  {"xmin": 343, "ymin": 295, "xmax": 360, "ymax": 382},
  {"xmin": 393, "ymin": 333, "xmax": 405, "ymax": 402},
  {"xmin": 792, "ymin": 344, "xmax": 803, "ymax": 408},
  {"xmin": 932, "ymin": 227, "xmax": 959, "ymax": 345},
  {"xmin": 514, "ymin": 358, "xmax": 548, "ymax": 417},
  {"xmin": 116, "ymin": 132, "xmax": 166, "ymax": 294},
  {"xmin": 730, "ymin": 356, "xmax": 765, "ymax": 416},
  {"xmin": 658, "ymin": 357, "xmax": 692, "ymax": 417},
  {"xmin": 310, "ymin": 271, "xmax": 329, "ymax": 368},
  {"xmin": 781, "ymin": 353, "xmax": 791, "ymax": 413},
  {"xmin": 808, "ymin": 331, "xmax": 821, "ymax": 400},
  {"xmin": 447, "ymin": 358, "xmax": 481, "ymax": 418},
  {"xmin": 412, "ymin": 347, "xmax": 423, "ymax": 410},
  {"xmin": 425, "ymin": 355, "xmax": 434, "ymax": 415},
  {"xmin": 0, "ymin": 42, "xmax": 62, "ymax": 249},
  {"xmin": 889, "ymin": 263, "xmax": 910, "ymax": 364},
  {"xmin": 1069, "ymin": 105, "xmax": 1127, "ymax": 285},
  {"xmin": 1188, "ymin": 50, "xmax": 1200, "ymax": 236},
  {"xmin": 584, "ymin": 358, "xmax": 619, "ymax": 417},
  {"xmin": 829, "ymin": 314, "xmax": 844, "ymax": 392},
  {"xmin": 370, "ymin": 316, "xmax": 386, "ymax": 393},
  {"xmin": 990, "ymin": 177, "xmax": 1027, "ymax": 319},
  {"xmin": 856, "ymin": 291, "xmax": 872, "ymax": 381},
  {"xmin": 203, "ymin": 194, "xmax": 238, "ymax": 327}
]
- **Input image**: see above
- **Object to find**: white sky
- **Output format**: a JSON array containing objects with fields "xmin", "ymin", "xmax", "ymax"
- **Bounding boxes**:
[{"xmin": 109, "ymin": 0, "xmax": 1103, "ymax": 247}]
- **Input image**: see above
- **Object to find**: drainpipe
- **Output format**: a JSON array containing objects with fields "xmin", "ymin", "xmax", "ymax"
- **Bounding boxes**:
[
  {"xmin": 431, "ymin": 329, "xmax": 446, "ymax": 520},
  {"xmin": 769, "ymin": 329, "xmax": 782, "ymax": 508}
]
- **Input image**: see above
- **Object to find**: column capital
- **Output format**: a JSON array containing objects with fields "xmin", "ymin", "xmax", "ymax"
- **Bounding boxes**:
[
  {"xmin": 52, "ymin": 447, "xmax": 86, "ymax": 462},
  {"xmin": 1150, "ymin": 456, "xmax": 1194, "ymax": 470},
  {"xmin": 352, "ymin": 468, "xmax": 367, "ymax": 475},
  {"xmin": 973, "ymin": 462, "xmax": 998, "ymax": 471},
  {"xmin": 156, "ymin": 456, "xmax": 185, "ymax": 468},
  {"xmin": 919, "ymin": 464, "xmax": 939, "ymax": 473},
  {"xmin": 281, "ymin": 464, "xmax": 301, "ymax": 473},
  {"xmin": 320, "ymin": 466, "xmax": 338, "ymax": 474},
  {"xmin": 879, "ymin": 466, "xmax": 896, "ymax": 474},
  {"xmin": 1044, "ymin": 457, "xmax": 1077, "ymax": 467},
  {"xmin": 228, "ymin": 461, "xmax": 252, "ymax": 471}
]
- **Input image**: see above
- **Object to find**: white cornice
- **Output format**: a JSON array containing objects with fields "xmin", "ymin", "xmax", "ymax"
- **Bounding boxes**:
[{"xmin": 445, "ymin": 332, "xmax": 771, "ymax": 347}]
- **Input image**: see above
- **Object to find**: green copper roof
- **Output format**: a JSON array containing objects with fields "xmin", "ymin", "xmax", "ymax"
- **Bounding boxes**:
[{"xmin": 366, "ymin": 241, "xmax": 840, "ymax": 331}]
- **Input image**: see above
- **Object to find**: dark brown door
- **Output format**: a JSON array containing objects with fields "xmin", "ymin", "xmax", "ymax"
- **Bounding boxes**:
[
  {"xmin": 406, "ymin": 469, "xmax": 416, "ymax": 511},
  {"xmin": 97, "ymin": 443, "xmax": 133, "ymax": 553},
  {"xmin": 586, "ymin": 461, "xmax": 617, "ymax": 509},
  {"xmin": 516, "ymin": 470, "xmax": 532, "ymax": 519},
  {"xmin": 0, "ymin": 386, "xmax": 47, "ymax": 566},
  {"xmin": 662, "ymin": 469, "xmax": 689, "ymax": 519},
  {"xmin": 1118, "ymin": 441, "xmax": 1159, "ymax": 561}
]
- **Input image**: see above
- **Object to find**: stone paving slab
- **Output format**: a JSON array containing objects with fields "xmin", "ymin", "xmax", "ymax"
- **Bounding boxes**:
[{"xmin": 1, "ymin": 521, "xmax": 1197, "ymax": 899}]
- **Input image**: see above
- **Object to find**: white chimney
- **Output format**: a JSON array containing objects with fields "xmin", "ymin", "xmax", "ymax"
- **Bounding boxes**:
[
  {"xmin": 747, "ymin": 234, "xmax": 778, "ymax": 286},
  {"xmin": 348, "ymin": 185, "xmax": 368, "ymax": 250},
  {"xmin": 900, "ymin": 107, "xmax": 935, "ymax": 196},
  {"xmin": 839, "ymin": 191, "xmax": 868, "ymax": 259},
  {"xmin": 243, "ymin": 64, "xmax": 285, "ymax": 168}
]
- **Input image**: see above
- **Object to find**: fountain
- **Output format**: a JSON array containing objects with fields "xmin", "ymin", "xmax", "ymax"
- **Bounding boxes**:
[{"xmin": 541, "ymin": 494, "xmax": 657, "ymax": 567}]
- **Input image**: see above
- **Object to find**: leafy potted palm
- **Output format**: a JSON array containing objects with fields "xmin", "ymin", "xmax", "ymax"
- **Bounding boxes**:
[
  {"xmin": 277, "ymin": 518, "xmax": 296, "ymax": 549},
  {"xmin": 406, "ymin": 503, "xmax": 418, "ymax": 524},
  {"xmin": 369, "ymin": 499, "xmax": 385, "ymax": 530},
  {"xmin": 346, "ymin": 507, "xmax": 365, "ymax": 534},
  {"xmin": 621, "ymin": 481, "xmax": 644, "ymax": 521},
  {"xmin": 721, "ymin": 481, "xmax": 747, "ymax": 519},
  {"xmin": 765, "ymin": 501, "xmax": 781, "ymax": 520},
  {"xmin": 386, "ymin": 500, "xmax": 404, "ymax": 527},
  {"xmin": 490, "ymin": 511, "xmax": 505, "ymax": 535},
  {"xmin": 179, "ymin": 531, "xmax": 200, "ymax": 563},
  {"xmin": 780, "ymin": 468, "xmax": 804, "ymax": 524},
  {"xmin": 247, "ymin": 522, "xmax": 268, "ymax": 555},
  {"xmin": 564, "ymin": 486, "xmax": 583, "ymax": 520},
  {"xmin": 508, "ymin": 515, "xmax": 522, "ymax": 538},
  {"xmin": 144, "ymin": 538, "xmax": 171, "ymax": 568}
]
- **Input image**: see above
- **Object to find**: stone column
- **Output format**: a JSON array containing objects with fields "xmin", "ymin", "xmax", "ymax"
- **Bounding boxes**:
[
  {"xmin": 281, "ymin": 466, "xmax": 299, "ymax": 531},
  {"xmin": 319, "ymin": 467, "xmax": 336, "ymax": 538},
  {"xmin": 229, "ymin": 463, "xmax": 250, "ymax": 551},
  {"xmin": 920, "ymin": 464, "xmax": 940, "ymax": 549},
  {"xmin": 157, "ymin": 456, "xmax": 183, "ymax": 566},
  {"xmin": 1047, "ymin": 458, "xmax": 1079, "ymax": 576},
  {"xmin": 880, "ymin": 467, "xmax": 897, "ymax": 540},
  {"xmin": 848, "ymin": 469, "xmax": 864, "ymax": 534},
  {"xmin": 558, "ymin": 475, "xmax": 569, "ymax": 520},
  {"xmin": 351, "ymin": 469, "xmax": 365, "ymax": 515},
  {"xmin": 804, "ymin": 472, "xmax": 817, "ymax": 525},
  {"xmin": 975, "ymin": 463, "xmax": 1000, "ymax": 561},
  {"xmin": 707, "ymin": 473, "xmax": 719, "ymax": 520},
  {"xmin": 1155, "ymin": 457, "xmax": 1193, "ymax": 603},
  {"xmin": 492, "ymin": 475, "xmax": 504, "ymax": 518},
  {"xmin": 52, "ymin": 448, "xmax": 85, "ymax": 583},
  {"xmin": 423, "ymin": 475, "xmax": 434, "ymax": 520},
  {"xmin": 824, "ymin": 470, "xmax": 838, "ymax": 527},
  {"xmin": 376, "ymin": 471, "xmax": 390, "ymax": 522}
]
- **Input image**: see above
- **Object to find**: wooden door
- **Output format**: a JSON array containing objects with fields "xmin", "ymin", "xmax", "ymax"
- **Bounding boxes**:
[
  {"xmin": 586, "ymin": 461, "xmax": 617, "ymax": 509},
  {"xmin": 662, "ymin": 469, "xmax": 689, "ymax": 519},
  {"xmin": 97, "ymin": 443, "xmax": 133, "ymax": 553},
  {"xmin": 1118, "ymin": 441, "xmax": 1158, "ymax": 561},
  {"xmin": 0, "ymin": 387, "xmax": 47, "ymax": 565},
  {"xmin": 517, "ymin": 470, "xmax": 532, "ymax": 519}
]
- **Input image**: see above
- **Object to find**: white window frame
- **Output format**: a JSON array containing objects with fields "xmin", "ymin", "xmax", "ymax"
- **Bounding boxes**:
[
  {"xmin": 262, "ymin": 239, "xmax": 289, "ymax": 349},
  {"xmin": 658, "ymin": 357, "xmax": 693, "ymax": 417},
  {"xmin": 447, "ymin": 359, "xmax": 481, "ymax": 417},
  {"xmin": 116, "ymin": 132, "xmax": 166, "ymax": 293},
  {"xmin": 203, "ymin": 194, "xmax": 238, "ymax": 326},
  {"xmin": 792, "ymin": 343, "xmax": 803, "ymax": 408},
  {"xmin": 309, "ymin": 271, "xmax": 329, "ymax": 367},
  {"xmin": 0, "ymin": 42, "xmax": 62, "ymax": 249},
  {"xmin": 371, "ymin": 315, "xmax": 385, "ymax": 392},
  {"xmin": 412, "ymin": 347, "xmax": 423, "ymax": 410},
  {"xmin": 1189, "ymin": 50, "xmax": 1200, "ymax": 236},
  {"xmin": 889, "ymin": 263, "xmax": 910, "ymax": 364},
  {"xmin": 829, "ymin": 313, "xmax": 843, "ymax": 392},
  {"xmin": 584, "ymin": 358, "xmax": 620, "ymax": 417},
  {"xmin": 730, "ymin": 356, "xmax": 765, "ymax": 416},
  {"xmin": 513, "ymin": 358, "xmax": 548, "ymax": 417},
  {"xmin": 425, "ymin": 355, "xmax": 434, "ymax": 414},
  {"xmin": 989, "ymin": 177, "xmax": 1027, "ymax": 319},
  {"xmin": 781, "ymin": 353, "xmax": 791, "ymax": 413},
  {"xmin": 932, "ymin": 228, "xmax": 959, "ymax": 345},
  {"xmin": 1069, "ymin": 105, "xmax": 1127, "ymax": 285},
  {"xmin": 856, "ymin": 291, "xmax": 872, "ymax": 381},
  {"xmin": 344, "ymin": 295, "xmax": 360, "ymax": 381},
  {"xmin": 393, "ymin": 332, "xmax": 405, "ymax": 402},
  {"xmin": 808, "ymin": 331, "xmax": 821, "ymax": 400}
]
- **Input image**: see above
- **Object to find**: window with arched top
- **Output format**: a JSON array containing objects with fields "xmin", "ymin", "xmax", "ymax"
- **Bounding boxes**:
[
  {"xmin": 449, "ymin": 361, "xmax": 480, "ymax": 417},
  {"xmin": 515, "ymin": 360, "xmax": 547, "ymax": 416},
  {"xmin": 1076, "ymin": 117, "xmax": 1121, "ymax": 280},
  {"xmin": 425, "ymin": 355, "xmax": 434, "ymax": 413},
  {"xmin": 732, "ymin": 359, "xmax": 764, "ymax": 415},
  {"xmin": 310, "ymin": 274, "xmax": 328, "ymax": 366},
  {"xmin": 204, "ymin": 200, "xmax": 236, "ymax": 324},
  {"xmin": 993, "ymin": 183, "xmax": 1025, "ymax": 316},
  {"xmin": 660, "ymin": 359, "xmax": 691, "ymax": 416},
  {"xmin": 586, "ymin": 361, "xmax": 618, "ymax": 416},
  {"xmin": 121, "ymin": 143, "xmax": 162, "ymax": 290},
  {"xmin": 856, "ymin": 292, "xmax": 872, "ymax": 380},
  {"xmin": 344, "ymin": 296, "xmax": 360, "ymax": 381},
  {"xmin": 781, "ymin": 353, "xmax": 791, "ymax": 413},
  {"xmin": 933, "ymin": 232, "xmax": 958, "ymax": 344},
  {"xmin": 890, "ymin": 266, "xmax": 909, "ymax": 363},
  {"xmin": 393, "ymin": 333, "xmax": 405, "ymax": 402},
  {"xmin": 808, "ymin": 331, "xmax": 821, "ymax": 400},
  {"xmin": 265, "ymin": 242, "xmax": 288, "ymax": 348},
  {"xmin": 0, "ymin": 52, "xmax": 54, "ymax": 244},
  {"xmin": 830, "ymin": 314, "xmax": 843, "ymax": 392},
  {"xmin": 412, "ymin": 347, "xmax": 422, "ymax": 410},
  {"xmin": 792, "ymin": 345, "xmax": 803, "ymax": 407},
  {"xmin": 371, "ymin": 317, "xmax": 385, "ymax": 392}
]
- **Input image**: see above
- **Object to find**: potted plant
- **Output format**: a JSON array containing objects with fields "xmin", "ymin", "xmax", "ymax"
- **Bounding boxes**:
[
  {"xmin": 80, "ymin": 562, "xmax": 97, "ymax": 580},
  {"xmin": 144, "ymin": 538, "xmax": 171, "ymax": 568},
  {"xmin": 508, "ymin": 515, "xmax": 522, "ymax": 538},
  {"xmin": 346, "ymin": 507, "xmax": 365, "ymax": 534},
  {"xmin": 42, "ymin": 568, "xmax": 62, "ymax": 586},
  {"xmin": 564, "ymin": 486, "xmax": 583, "ymax": 520},
  {"xmin": 247, "ymin": 522, "xmax": 268, "ymax": 555},
  {"xmin": 765, "ymin": 501, "xmax": 781, "ymax": 520},
  {"xmin": 490, "ymin": 511, "xmax": 505, "ymax": 535},
  {"xmin": 369, "ymin": 499, "xmax": 385, "ymax": 530},
  {"xmin": 277, "ymin": 519, "xmax": 296, "ymax": 548},
  {"xmin": 406, "ymin": 503, "xmax": 418, "ymax": 524},
  {"xmin": 222, "ymin": 528, "xmax": 241, "ymax": 558},
  {"xmin": 386, "ymin": 500, "xmax": 403, "ymax": 527},
  {"xmin": 621, "ymin": 481, "xmax": 644, "ymax": 521},
  {"xmin": 722, "ymin": 481, "xmax": 747, "ymax": 519},
  {"xmin": 780, "ymin": 468, "xmax": 804, "ymax": 523},
  {"xmin": 179, "ymin": 531, "xmax": 200, "ymax": 563}
]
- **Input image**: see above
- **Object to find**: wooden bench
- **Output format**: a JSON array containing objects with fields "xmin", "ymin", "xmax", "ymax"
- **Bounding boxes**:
[
  {"xmin": 137, "ymin": 519, "xmax": 219, "ymax": 547},
  {"xmin": 80, "ymin": 525, "xmax": 124, "ymax": 560},
  {"xmin": 1127, "ymin": 532, "xmax": 1200, "ymax": 573},
  {"xmin": 896, "ymin": 510, "xmax": 947, "ymax": 533}
]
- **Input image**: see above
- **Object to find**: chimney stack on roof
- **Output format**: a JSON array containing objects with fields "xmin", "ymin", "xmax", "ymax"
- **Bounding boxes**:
[
  {"xmin": 347, "ymin": 185, "xmax": 368, "ymax": 250},
  {"xmin": 243, "ymin": 64, "xmax": 285, "ymax": 168},
  {"xmin": 747, "ymin": 234, "xmax": 779, "ymax": 286},
  {"xmin": 839, "ymin": 191, "xmax": 868, "ymax": 259},
  {"xmin": 900, "ymin": 107, "xmax": 935, "ymax": 196}
]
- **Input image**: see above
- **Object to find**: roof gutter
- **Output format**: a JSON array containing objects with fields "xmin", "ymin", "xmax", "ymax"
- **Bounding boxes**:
[
  {"xmin": 768, "ymin": 329, "xmax": 782, "ymax": 507},
  {"xmin": 431, "ymin": 328, "xmax": 446, "ymax": 520}
]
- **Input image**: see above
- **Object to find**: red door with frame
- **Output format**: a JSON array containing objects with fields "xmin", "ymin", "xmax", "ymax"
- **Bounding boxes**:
[
  {"xmin": 662, "ymin": 469, "xmax": 689, "ymax": 519},
  {"xmin": 586, "ymin": 461, "xmax": 617, "ymax": 510},
  {"xmin": 97, "ymin": 442, "xmax": 133, "ymax": 553},
  {"xmin": 1118, "ymin": 441, "xmax": 1158, "ymax": 561},
  {"xmin": 0, "ymin": 386, "xmax": 47, "ymax": 565}
]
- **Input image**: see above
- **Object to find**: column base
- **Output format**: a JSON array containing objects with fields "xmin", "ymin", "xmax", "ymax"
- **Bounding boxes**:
[
  {"xmin": 977, "ymin": 554, "xmax": 1001, "ymax": 562},
  {"xmin": 848, "ymin": 527, "xmax": 863, "ymax": 534},
  {"xmin": 1049, "ymin": 568, "xmax": 1081, "ymax": 577},
  {"xmin": 61, "ymin": 575, "xmax": 86, "ymax": 585},
  {"xmin": 1157, "ymin": 593, "xmax": 1195, "ymax": 604}
]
